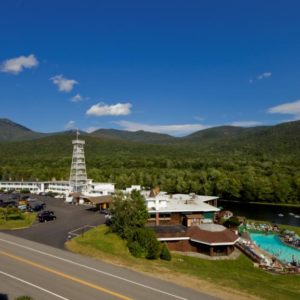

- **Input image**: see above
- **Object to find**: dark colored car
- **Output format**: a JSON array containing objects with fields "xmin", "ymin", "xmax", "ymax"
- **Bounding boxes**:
[
  {"xmin": 38, "ymin": 210, "xmax": 56, "ymax": 222},
  {"xmin": 28, "ymin": 200, "xmax": 46, "ymax": 212},
  {"xmin": 0, "ymin": 199, "xmax": 17, "ymax": 208}
]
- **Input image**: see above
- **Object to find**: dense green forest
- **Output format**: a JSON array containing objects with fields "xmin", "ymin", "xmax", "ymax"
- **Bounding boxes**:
[{"xmin": 0, "ymin": 119, "xmax": 300, "ymax": 204}]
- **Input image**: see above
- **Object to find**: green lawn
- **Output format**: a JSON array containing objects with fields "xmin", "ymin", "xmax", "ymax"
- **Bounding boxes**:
[
  {"xmin": 66, "ymin": 225, "xmax": 300, "ymax": 300},
  {"xmin": 0, "ymin": 212, "xmax": 36, "ymax": 230}
]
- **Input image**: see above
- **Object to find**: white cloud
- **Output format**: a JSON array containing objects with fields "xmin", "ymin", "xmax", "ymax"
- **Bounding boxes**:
[
  {"xmin": 1, "ymin": 54, "xmax": 38, "ymax": 74},
  {"xmin": 116, "ymin": 120, "xmax": 210, "ymax": 136},
  {"xmin": 71, "ymin": 93, "xmax": 83, "ymax": 102},
  {"xmin": 65, "ymin": 120, "xmax": 76, "ymax": 130},
  {"xmin": 267, "ymin": 99, "xmax": 300, "ymax": 119},
  {"xmin": 86, "ymin": 103, "xmax": 132, "ymax": 116},
  {"xmin": 257, "ymin": 72, "xmax": 272, "ymax": 80},
  {"xmin": 231, "ymin": 121, "xmax": 263, "ymax": 127},
  {"xmin": 193, "ymin": 116, "xmax": 205, "ymax": 121},
  {"xmin": 85, "ymin": 126, "xmax": 98, "ymax": 133},
  {"xmin": 50, "ymin": 74, "xmax": 78, "ymax": 92},
  {"xmin": 249, "ymin": 72, "xmax": 272, "ymax": 84}
]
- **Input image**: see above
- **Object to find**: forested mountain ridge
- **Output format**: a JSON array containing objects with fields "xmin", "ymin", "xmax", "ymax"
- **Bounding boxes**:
[
  {"xmin": 0, "ymin": 119, "xmax": 300, "ymax": 204},
  {"xmin": 0, "ymin": 118, "xmax": 45, "ymax": 142},
  {"xmin": 183, "ymin": 125, "xmax": 268, "ymax": 143},
  {"xmin": 90, "ymin": 128, "xmax": 176, "ymax": 144},
  {"xmin": 1, "ymin": 118, "xmax": 300, "ymax": 147}
]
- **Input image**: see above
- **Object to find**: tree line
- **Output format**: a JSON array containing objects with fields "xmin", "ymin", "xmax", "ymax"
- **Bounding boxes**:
[{"xmin": 0, "ymin": 134, "xmax": 299, "ymax": 204}]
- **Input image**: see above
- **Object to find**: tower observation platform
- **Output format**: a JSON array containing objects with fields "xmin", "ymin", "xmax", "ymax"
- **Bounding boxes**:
[{"xmin": 69, "ymin": 131, "xmax": 88, "ymax": 193}]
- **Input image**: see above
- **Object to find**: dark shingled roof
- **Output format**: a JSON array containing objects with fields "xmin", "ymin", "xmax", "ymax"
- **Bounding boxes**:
[
  {"xmin": 188, "ymin": 226, "xmax": 239, "ymax": 244},
  {"xmin": 151, "ymin": 224, "xmax": 239, "ymax": 245}
]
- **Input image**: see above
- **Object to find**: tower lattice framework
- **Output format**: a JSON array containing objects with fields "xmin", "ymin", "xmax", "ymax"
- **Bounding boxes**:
[{"xmin": 69, "ymin": 131, "xmax": 88, "ymax": 193}]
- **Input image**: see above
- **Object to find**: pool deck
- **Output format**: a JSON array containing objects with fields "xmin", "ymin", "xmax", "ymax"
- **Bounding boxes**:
[{"xmin": 238, "ymin": 233, "xmax": 300, "ymax": 274}]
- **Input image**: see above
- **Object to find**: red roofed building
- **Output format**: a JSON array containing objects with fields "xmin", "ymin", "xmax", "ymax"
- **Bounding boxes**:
[{"xmin": 153, "ymin": 223, "xmax": 239, "ymax": 256}]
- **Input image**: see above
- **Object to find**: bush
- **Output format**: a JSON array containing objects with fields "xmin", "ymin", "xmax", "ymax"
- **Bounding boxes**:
[
  {"xmin": 146, "ymin": 237, "xmax": 161, "ymax": 259},
  {"xmin": 160, "ymin": 243, "xmax": 172, "ymax": 261},
  {"xmin": 224, "ymin": 216, "xmax": 241, "ymax": 228},
  {"xmin": 7, "ymin": 213, "xmax": 23, "ymax": 220},
  {"xmin": 15, "ymin": 296, "xmax": 34, "ymax": 300},
  {"xmin": 128, "ymin": 227, "xmax": 161, "ymax": 259},
  {"xmin": 127, "ymin": 240, "xmax": 143, "ymax": 257}
]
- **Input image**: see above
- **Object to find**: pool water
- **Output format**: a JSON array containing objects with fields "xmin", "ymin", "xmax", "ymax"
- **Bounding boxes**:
[{"xmin": 250, "ymin": 233, "xmax": 300, "ymax": 263}]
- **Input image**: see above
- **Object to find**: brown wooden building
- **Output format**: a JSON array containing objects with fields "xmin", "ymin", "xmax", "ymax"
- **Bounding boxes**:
[{"xmin": 153, "ymin": 223, "xmax": 239, "ymax": 256}]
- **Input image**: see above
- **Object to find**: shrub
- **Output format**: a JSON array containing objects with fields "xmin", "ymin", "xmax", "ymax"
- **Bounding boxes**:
[
  {"xmin": 7, "ymin": 213, "xmax": 23, "ymax": 220},
  {"xmin": 146, "ymin": 236, "xmax": 161, "ymax": 259},
  {"xmin": 15, "ymin": 296, "xmax": 34, "ymax": 300},
  {"xmin": 224, "ymin": 216, "xmax": 240, "ymax": 228},
  {"xmin": 128, "ymin": 227, "xmax": 161, "ymax": 259},
  {"xmin": 127, "ymin": 240, "xmax": 143, "ymax": 257},
  {"xmin": 160, "ymin": 243, "xmax": 172, "ymax": 261}
]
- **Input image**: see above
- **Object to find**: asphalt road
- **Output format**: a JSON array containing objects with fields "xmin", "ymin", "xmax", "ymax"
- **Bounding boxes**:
[
  {"xmin": 2, "ymin": 195, "xmax": 105, "ymax": 248},
  {"xmin": 0, "ymin": 233, "xmax": 218, "ymax": 300}
]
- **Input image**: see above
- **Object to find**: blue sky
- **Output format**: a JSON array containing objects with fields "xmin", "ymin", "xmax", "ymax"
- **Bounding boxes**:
[{"xmin": 1, "ymin": 0, "xmax": 300, "ymax": 136}]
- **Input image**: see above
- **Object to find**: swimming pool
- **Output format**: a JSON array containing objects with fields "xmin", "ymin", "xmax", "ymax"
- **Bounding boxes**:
[{"xmin": 250, "ymin": 233, "xmax": 300, "ymax": 263}]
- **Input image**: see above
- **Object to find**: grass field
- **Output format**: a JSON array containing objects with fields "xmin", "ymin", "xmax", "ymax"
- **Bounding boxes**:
[
  {"xmin": 66, "ymin": 225, "xmax": 300, "ymax": 300},
  {"xmin": 0, "ymin": 212, "xmax": 36, "ymax": 230}
]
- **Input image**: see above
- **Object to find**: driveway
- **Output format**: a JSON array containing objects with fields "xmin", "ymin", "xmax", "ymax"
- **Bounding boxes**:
[{"xmin": 1, "ymin": 195, "xmax": 105, "ymax": 249}]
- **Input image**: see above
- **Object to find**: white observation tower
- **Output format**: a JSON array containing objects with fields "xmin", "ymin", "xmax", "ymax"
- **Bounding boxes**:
[{"xmin": 69, "ymin": 130, "xmax": 88, "ymax": 193}]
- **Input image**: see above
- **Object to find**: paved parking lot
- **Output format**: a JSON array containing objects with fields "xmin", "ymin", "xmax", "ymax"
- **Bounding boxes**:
[{"xmin": 0, "ymin": 195, "xmax": 106, "ymax": 249}]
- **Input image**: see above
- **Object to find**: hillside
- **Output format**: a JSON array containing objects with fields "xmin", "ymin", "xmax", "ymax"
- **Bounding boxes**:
[
  {"xmin": 183, "ymin": 125, "xmax": 270, "ymax": 143},
  {"xmin": 1, "ymin": 118, "xmax": 300, "ymax": 160},
  {"xmin": 207, "ymin": 121, "xmax": 300, "ymax": 156},
  {"xmin": 1, "ymin": 118, "xmax": 300, "ymax": 154},
  {"xmin": 0, "ymin": 120, "xmax": 300, "ymax": 204},
  {"xmin": 0, "ymin": 118, "xmax": 45, "ymax": 142},
  {"xmin": 89, "ymin": 128, "xmax": 176, "ymax": 144}
]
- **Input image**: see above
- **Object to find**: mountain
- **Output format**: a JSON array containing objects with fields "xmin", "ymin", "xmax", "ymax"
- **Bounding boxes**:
[
  {"xmin": 1, "ymin": 118, "xmax": 300, "ymax": 158},
  {"xmin": 0, "ymin": 118, "xmax": 45, "ymax": 142},
  {"xmin": 0, "ymin": 119, "xmax": 299, "ymax": 205},
  {"xmin": 182, "ymin": 120, "xmax": 300, "ymax": 158},
  {"xmin": 183, "ymin": 125, "xmax": 269, "ymax": 142},
  {"xmin": 89, "ymin": 128, "xmax": 176, "ymax": 144}
]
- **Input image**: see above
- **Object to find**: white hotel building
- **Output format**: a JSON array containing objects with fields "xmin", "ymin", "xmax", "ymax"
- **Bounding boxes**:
[{"xmin": 0, "ymin": 179, "xmax": 115, "ymax": 196}]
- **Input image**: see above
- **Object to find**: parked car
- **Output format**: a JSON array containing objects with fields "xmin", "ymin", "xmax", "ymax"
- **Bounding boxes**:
[
  {"xmin": 10, "ymin": 194, "xmax": 20, "ymax": 200},
  {"xmin": 38, "ymin": 211, "xmax": 56, "ymax": 222},
  {"xmin": 0, "ymin": 199, "xmax": 17, "ymax": 208},
  {"xmin": 18, "ymin": 204, "xmax": 28, "ymax": 212},
  {"xmin": 28, "ymin": 202, "xmax": 45, "ymax": 212},
  {"xmin": 28, "ymin": 199, "xmax": 45, "ymax": 207}
]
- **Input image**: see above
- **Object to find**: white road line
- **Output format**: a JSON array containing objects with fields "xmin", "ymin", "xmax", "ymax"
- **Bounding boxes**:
[
  {"xmin": 0, "ymin": 270, "xmax": 70, "ymax": 300},
  {"xmin": 0, "ymin": 237, "xmax": 187, "ymax": 300}
]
